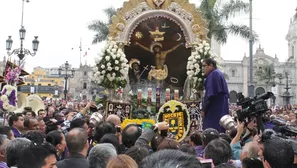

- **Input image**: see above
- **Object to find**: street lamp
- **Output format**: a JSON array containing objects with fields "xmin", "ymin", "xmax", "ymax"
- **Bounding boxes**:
[
  {"xmin": 54, "ymin": 83, "xmax": 59, "ymax": 97},
  {"xmin": 5, "ymin": 0, "xmax": 39, "ymax": 64},
  {"xmin": 58, "ymin": 61, "xmax": 75, "ymax": 100},
  {"xmin": 30, "ymin": 82, "xmax": 35, "ymax": 94}
]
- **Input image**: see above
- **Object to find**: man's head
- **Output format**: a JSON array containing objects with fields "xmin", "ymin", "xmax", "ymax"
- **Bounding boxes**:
[
  {"xmin": 0, "ymin": 126, "xmax": 15, "ymax": 140},
  {"xmin": 66, "ymin": 128, "xmax": 89, "ymax": 156},
  {"xmin": 106, "ymin": 114, "xmax": 121, "ymax": 126},
  {"xmin": 0, "ymin": 135, "xmax": 10, "ymax": 162},
  {"xmin": 70, "ymin": 118, "xmax": 88, "ymax": 132},
  {"xmin": 240, "ymin": 142, "xmax": 260, "ymax": 161},
  {"xmin": 23, "ymin": 107, "xmax": 36, "ymax": 119},
  {"xmin": 23, "ymin": 130, "xmax": 46, "ymax": 144},
  {"xmin": 132, "ymin": 62, "xmax": 140, "ymax": 71},
  {"xmin": 38, "ymin": 109, "xmax": 46, "ymax": 119},
  {"xmin": 140, "ymin": 149, "xmax": 202, "ymax": 168},
  {"xmin": 18, "ymin": 142, "xmax": 57, "ymax": 168},
  {"xmin": 94, "ymin": 121, "xmax": 116, "ymax": 142},
  {"xmin": 88, "ymin": 143, "xmax": 117, "ymax": 168},
  {"xmin": 202, "ymin": 128, "xmax": 219, "ymax": 147},
  {"xmin": 263, "ymin": 138, "xmax": 294, "ymax": 168},
  {"xmin": 202, "ymin": 58, "xmax": 217, "ymax": 76},
  {"xmin": 153, "ymin": 46, "xmax": 162, "ymax": 53},
  {"xmin": 8, "ymin": 113, "xmax": 24, "ymax": 130},
  {"xmin": 122, "ymin": 124, "xmax": 142, "ymax": 148},
  {"xmin": 204, "ymin": 138, "xmax": 232, "ymax": 166},
  {"xmin": 6, "ymin": 138, "xmax": 31, "ymax": 167}
]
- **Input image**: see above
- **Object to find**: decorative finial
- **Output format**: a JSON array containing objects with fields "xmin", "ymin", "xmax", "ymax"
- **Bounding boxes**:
[{"xmin": 259, "ymin": 44, "xmax": 261, "ymax": 49}]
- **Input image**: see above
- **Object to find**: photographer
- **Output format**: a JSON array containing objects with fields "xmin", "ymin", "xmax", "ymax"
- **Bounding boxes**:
[{"xmin": 230, "ymin": 118, "xmax": 258, "ymax": 160}]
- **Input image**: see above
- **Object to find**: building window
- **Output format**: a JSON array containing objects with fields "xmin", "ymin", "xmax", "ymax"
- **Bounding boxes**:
[
  {"xmin": 232, "ymin": 70, "xmax": 235, "ymax": 77},
  {"xmin": 84, "ymin": 71, "xmax": 87, "ymax": 75},
  {"xmin": 83, "ymin": 83, "xmax": 87, "ymax": 89}
]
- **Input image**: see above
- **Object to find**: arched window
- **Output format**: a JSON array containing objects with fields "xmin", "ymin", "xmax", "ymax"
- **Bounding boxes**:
[
  {"xmin": 84, "ymin": 71, "xmax": 87, "ymax": 75},
  {"xmin": 83, "ymin": 83, "xmax": 87, "ymax": 89},
  {"xmin": 232, "ymin": 70, "xmax": 235, "ymax": 77}
]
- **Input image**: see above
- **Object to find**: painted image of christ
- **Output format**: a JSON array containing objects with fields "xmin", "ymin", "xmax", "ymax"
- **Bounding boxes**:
[
  {"xmin": 135, "ymin": 41, "xmax": 183, "ymax": 80},
  {"xmin": 124, "ymin": 17, "xmax": 191, "ymax": 90}
]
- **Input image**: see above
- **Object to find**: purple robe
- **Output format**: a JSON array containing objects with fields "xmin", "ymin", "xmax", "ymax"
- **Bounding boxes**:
[{"xmin": 202, "ymin": 69, "xmax": 229, "ymax": 132}]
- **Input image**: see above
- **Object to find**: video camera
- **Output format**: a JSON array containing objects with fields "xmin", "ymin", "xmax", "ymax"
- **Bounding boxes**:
[{"xmin": 236, "ymin": 92, "xmax": 274, "ymax": 122}]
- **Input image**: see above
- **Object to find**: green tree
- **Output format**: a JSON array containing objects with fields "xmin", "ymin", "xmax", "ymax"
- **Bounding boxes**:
[
  {"xmin": 199, "ymin": 0, "xmax": 258, "ymax": 44},
  {"xmin": 87, "ymin": 7, "xmax": 116, "ymax": 44}
]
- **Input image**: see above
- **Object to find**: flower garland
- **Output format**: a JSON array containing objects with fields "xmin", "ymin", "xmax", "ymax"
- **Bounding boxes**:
[
  {"xmin": 186, "ymin": 41, "xmax": 222, "ymax": 92},
  {"xmin": 0, "ymin": 66, "xmax": 21, "ymax": 112},
  {"xmin": 93, "ymin": 38, "xmax": 129, "ymax": 90}
]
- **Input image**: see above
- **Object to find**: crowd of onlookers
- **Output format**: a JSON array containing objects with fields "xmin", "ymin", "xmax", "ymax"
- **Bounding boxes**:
[{"xmin": 0, "ymin": 101, "xmax": 296, "ymax": 168}]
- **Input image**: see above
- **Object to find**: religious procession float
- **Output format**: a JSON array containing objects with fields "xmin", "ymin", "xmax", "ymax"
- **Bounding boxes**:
[{"xmin": 93, "ymin": 0, "xmax": 222, "ymax": 142}]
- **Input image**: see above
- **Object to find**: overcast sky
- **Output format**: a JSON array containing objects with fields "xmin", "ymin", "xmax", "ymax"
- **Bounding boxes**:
[{"xmin": 0, "ymin": 0, "xmax": 296, "ymax": 73}]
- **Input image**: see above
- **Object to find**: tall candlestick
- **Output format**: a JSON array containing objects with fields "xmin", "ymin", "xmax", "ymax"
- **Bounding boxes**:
[
  {"xmin": 156, "ymin": 87, "xmax": 161, "ymax": 112},
  {"xmin": 147, "ymin": 88, "xmax": 152, "ymax": 112},
  {"xmin": 137, "ymin": 89, "xmax": 142, "ymax": 108},
  {"xmin": 174, "ymin": 90, "xmax": 179, "ymax": 100},
  {"xmin": 165, "ymin": 88, "xmax": 170, "ymax": 102}
]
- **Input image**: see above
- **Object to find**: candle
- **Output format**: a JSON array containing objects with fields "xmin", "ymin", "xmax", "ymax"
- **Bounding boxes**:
[
  {"xmin": 137, "ymin": 89, "xmax": 142, "ymax": 108},
  {"xmin": 165, "ymin": 88, "xmax": 170, "ymax": 102},
  {"xmin": 174, "ymin": 90, "xmax": 179, "ymax": 100},
  {"xmin": 147, "ymin": 88, "xmax": 152, "ymax": 112},
  {"xmin": 156, "ymin": 87, "xmax": 161, "ymax": 112}
]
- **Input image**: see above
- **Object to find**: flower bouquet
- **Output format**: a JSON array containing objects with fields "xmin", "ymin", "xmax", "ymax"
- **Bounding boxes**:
[
  {"xmin": 186, "ymin": 41, "xmax": 222, "ymax": 92},
  {"xmin": 0, "ymin": 66, "xmax": 21, "ymax": 112},
  {"xmin": 93, "ymin": 38, "xmax": 130, "ymax": 101}
]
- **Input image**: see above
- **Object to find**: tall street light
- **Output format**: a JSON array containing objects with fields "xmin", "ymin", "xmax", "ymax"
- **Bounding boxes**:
[
  {"xmin": 58, "ymin": 61, "xmax": 75, "ymax": 100},
  {"xmin": 248, "ymin": 0, "xmax": 255, "ymax": 97},
  {"xmin": 6, "ymin": 0, "xmax": 39, "ymax": 65}
]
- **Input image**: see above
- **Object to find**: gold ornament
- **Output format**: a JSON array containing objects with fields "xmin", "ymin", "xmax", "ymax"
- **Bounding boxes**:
[{"xmin": 135, "ymin": 31, "xmax": 143, "ymax": 39}]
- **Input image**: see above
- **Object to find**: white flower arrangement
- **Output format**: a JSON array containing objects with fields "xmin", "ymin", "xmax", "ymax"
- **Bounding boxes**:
[
  {"xmin": 93, "ymin": 38, "xmax": 129, "ymax": 90},
  {"xmin": 186, "ymin": 40, "xmax": 222, "ymax": 91}
]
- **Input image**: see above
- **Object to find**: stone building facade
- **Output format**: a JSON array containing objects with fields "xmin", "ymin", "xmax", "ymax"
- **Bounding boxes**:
[{"xmin": 222, "ymin": 9, "xmax": 297, "ymax": 106}]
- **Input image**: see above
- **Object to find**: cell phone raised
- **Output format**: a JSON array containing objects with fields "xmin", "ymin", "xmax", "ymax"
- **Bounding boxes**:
[
  {"xmin": 116, "ymin": 126, "xmax": 121, "ymax": 133},
  {"xmin": 200, "ymin": 159, "xmax": 213, "ymax": 168}
]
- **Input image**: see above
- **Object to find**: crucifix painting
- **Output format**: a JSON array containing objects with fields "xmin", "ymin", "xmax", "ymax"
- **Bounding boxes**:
[{"xmin": 125, "ymin": 17, "xmax": 191, "ymax": 90}]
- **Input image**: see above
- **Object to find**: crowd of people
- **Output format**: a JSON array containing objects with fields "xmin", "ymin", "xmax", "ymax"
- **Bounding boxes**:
[
  {"xmin": 0, "ymin": 98, "xmax": 295, "ymax": 168},
  {"xmin": 0, "ymin": 59, "xmax": 296, "ymax": 168}
]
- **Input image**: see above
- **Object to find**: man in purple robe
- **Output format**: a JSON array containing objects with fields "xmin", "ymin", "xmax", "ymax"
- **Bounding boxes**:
[{"xmin": 201, "ymin": 58, "xmax": 229, "ymax": 133}]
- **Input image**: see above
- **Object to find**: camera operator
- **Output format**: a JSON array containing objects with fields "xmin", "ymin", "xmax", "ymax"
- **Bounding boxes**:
[
  {"xmin": 230, "ymin": 118, "xmax": 258, "ymax": 160},
  {"xmin": 258, "ymin": 129, "xmax": 295, "ymax": 168}
]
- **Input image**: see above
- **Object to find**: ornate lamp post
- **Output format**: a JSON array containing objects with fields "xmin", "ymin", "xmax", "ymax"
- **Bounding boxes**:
[
  {"xmin": 54, "ymin": 83, "xmax": 59, "ymax": 97},
  {"xmin": 5, "ymin": 0, "xmax": 39, "ymax": 64},
  {"xmin": 30, "ymin": 81, "xmax": 35, "ymax": 94},
  {"xmin": 58, "ymin": 61, "xmax": 75, "ymax": 100}
]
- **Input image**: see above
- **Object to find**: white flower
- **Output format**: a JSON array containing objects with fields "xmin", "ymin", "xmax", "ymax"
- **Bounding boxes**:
[
  {"xmin": 116, "ymin": 54, "xmax": 121, "ymax": 58},
  {"xmin": 115, "ymin": 66, "xmax": 119, "ymax": 71},
  {"xmin": 101, "ymin": 70, "xmax": 106, "ymax": 74},
  {"xmin": 112, "ymin": 73, "xmax": 116, "ymax": 77},
  {"xmin": 107, "ymin": 49, "xmax": 111, "ymax": 53},
  {"xmin": 202, "ymin": 73, "xmax": 205, "ymax": 76},
  {"xmin": 194, "ymin": 63, "xmax": 199, "ymax": 68},
  {"xmin": 112, "ymin": 49, "xmax": 117, "ymax": 53},
  {"xmin": 107, "ymin": 63, "xmax": 111, "ymax": 67},
  {"xmin": 204, "ymin": 43, "xmax": 210, "ymax": 47},
  {"xmin": 205, "ymin": 47, "xmax": 210, "ymax": 51},
  {"xmin": 111, "ymin": 54, "xmax": 116, "ymax": 60},
  {"xmin": 118, "ymin": 49, "xmax": 123, "ymax": 53},
  {"xmin": 107, "ymin": 67, "xmax": 112, "ymax": 71},
  {"xmin": 115, "ymin": 60, "xmax": 119, "ymax": 64},
  {"xmin": 1, "ymin": 95, "xmax": 8, "ymax": 102},
  {"xmin": 198, "ymin": 78, "xmax": 202, "ymax": 82},
  {"xmin": 128, "ymin": 91, "xmax": 134, "ymax": 96},
  {"xmin": 106, "ymin": 73, "xmax": 111, "ymax": 78},
  {"xmin": 105, "ymin": 56, "xmax": 110, "ymax": 61},
  {"xmin": 101, "ymin": 65, "xmax": 105, "ymax": 69},
  {"xmin": 199, "ymin": 49, "xmax": 203, "ymax": 53},
  {"xmin": 93, "ymin": 67, "xmax": 98, "ymax": 72},
  {"xmin": 189, "ymin": 65, "xmax": 194, "ymax": 70}
]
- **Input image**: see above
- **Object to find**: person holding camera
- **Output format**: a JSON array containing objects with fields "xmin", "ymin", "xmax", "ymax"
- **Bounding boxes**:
[{"xmin": 201, "ymin": 58, "xmax": 229, "ymax": 133}]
